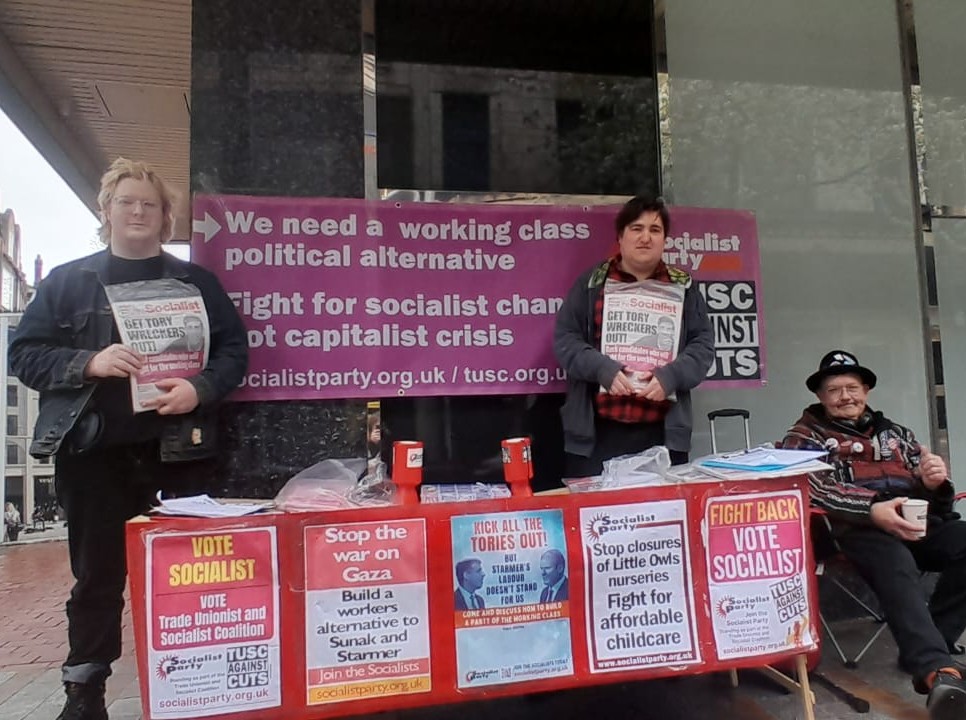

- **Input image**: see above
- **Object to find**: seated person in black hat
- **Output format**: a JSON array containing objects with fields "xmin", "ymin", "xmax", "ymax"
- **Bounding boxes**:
[{"xmin": 783, "ymin": 350, "xmax": 966, "ymax": 720}]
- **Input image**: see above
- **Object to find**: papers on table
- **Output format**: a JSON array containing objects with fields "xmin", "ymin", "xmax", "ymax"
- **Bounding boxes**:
[
  {"xmin": 699, "ymin": 448, "xmax": 828, "ymax": 472},
  {"xmin": 152, "ymin": 493, "xmax": 272, "ymax": 518},
  {"xmin": 420, "ymin": 483, "xmax": 512, "ymax": 503},
  {"xmin": 668, "ymin": 448, "xmax": 832, "ymax": 483}
]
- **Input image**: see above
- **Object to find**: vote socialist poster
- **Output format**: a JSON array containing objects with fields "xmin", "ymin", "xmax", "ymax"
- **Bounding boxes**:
[
  {"xmin": 145, "ymin": 528, "xmax": 280, "ymax": 718},
  {"xmin": 704, "ymin": 491, "xmax": 816, "ymax": 660}
]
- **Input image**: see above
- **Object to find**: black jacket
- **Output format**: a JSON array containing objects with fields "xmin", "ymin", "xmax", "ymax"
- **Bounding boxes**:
[{"xmin": 8, "ymin": 250, "xmax": 248, "ymax": 460}]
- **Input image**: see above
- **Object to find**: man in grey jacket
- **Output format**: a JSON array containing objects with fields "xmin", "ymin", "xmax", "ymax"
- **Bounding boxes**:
[{"xmin": 553, "ymin": 196, "xmax": 714, "ymax": 477}]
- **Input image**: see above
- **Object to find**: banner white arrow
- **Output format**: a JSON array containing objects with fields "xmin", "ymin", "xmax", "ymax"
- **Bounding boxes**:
[{"xmin": 192, "ymin": 212, "xmax": 222, "ymax": 243}]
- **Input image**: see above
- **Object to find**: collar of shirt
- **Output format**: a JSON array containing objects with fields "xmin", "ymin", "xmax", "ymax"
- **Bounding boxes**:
[{"xmin": 609, "ymin": 255, "xmax": 671, "ymax": 283}]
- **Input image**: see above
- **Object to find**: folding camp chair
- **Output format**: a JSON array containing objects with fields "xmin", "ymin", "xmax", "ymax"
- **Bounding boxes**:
[{"xmin": 810, "ymin": 507, "xmax": 889, "ymax": 668}]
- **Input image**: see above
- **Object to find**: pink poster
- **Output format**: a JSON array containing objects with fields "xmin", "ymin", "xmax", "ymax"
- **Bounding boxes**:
[
  {"xmin": 191, "ymin": 196, "xmax": 764, "ymax": 401},
  {"xmin": 704, "ymin": 492, "xmax": 814, "ymax": 660}
]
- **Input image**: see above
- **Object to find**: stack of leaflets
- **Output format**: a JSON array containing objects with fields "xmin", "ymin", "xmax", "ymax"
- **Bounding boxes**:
[
  {"xmin": 668, "ymin": 448, "xmax": 831, "ymax": 482},
  {"xmin": 420, "ymin": 484, "xmax": 511, "ymax": 503},
  {"xmin": 152, "ymin": 493, "xmax": 272, "ymax": 518}
]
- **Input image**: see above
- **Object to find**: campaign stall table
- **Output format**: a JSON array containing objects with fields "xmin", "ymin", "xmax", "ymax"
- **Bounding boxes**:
[{"xmin": 125, "ymin": 476, "xmax": 819, "ymax": 720}]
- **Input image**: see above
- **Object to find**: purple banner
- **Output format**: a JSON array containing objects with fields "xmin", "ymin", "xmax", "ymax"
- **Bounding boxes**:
[{"xmin": 191, "ymin": 196, "xmax": 764, "ymax": 401}]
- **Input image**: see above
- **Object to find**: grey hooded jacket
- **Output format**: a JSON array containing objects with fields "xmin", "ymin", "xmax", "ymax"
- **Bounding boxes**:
[{"xmin": 553, "ymin": 260, "xmax": 714, "ymax": 456}]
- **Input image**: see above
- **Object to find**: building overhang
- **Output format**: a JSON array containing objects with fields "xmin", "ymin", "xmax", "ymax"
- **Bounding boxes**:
[{"xmin": 0, "ymin": 1, "xmax": 191, "ymax": 239}]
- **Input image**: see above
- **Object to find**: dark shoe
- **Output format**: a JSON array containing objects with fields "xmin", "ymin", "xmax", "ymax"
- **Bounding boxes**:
[
  {"xmin": 54, "ymin": 682, "xmax": 108, "ymax": 720},
  {"xmin": 912, "ymin": 657, "xmax": 966, "ymax": 680},
  {"xmin": 914, "ymin": 667, "xmax": 961, "ymax": 695},
  {"xmin": 950, "ymin": 643, "xmax": 966, "ymax": 656},
  {"xmin": 921, "ymin": 670, "xmax": 966, "ymax": 720}
]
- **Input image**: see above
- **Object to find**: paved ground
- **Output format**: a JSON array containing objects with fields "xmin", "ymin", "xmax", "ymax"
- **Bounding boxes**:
[
  {"xmin": 0, "ymin": 538, "xmax": 141, "ymax": 720},
  {"xmin": 0, "ymin": 538, "xmax": 946, "ymax": 720}
]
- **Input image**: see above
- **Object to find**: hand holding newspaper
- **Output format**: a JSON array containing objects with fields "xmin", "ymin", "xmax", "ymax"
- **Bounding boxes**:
[
  {"xmin": 104, "ymin": 279, "xmax": 210, "ymax": 413},
  {"xmin": 600, "ymin": 278, "xmax": 685, "ymax": 398}
]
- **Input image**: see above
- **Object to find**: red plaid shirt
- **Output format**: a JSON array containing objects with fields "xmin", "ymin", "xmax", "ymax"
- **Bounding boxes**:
[{"xmin": 594, "ymin": 257, "xmax": 673, "ymax": 424}]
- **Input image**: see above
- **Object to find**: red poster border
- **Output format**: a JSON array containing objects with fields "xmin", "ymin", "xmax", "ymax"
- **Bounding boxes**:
[{"xmin": 126, "ymin": 477, "xmax": 818, "ymax": 720}]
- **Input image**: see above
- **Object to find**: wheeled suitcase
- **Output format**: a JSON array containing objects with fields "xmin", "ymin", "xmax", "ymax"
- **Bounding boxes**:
[{"xmin": 708, "ymin": 408, "xmax": 751, "ymax": 455}]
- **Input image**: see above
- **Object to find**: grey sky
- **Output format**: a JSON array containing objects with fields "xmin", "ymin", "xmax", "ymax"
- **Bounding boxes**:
[
  {"xmin": 0, "ymin": 109, "xmax": 191, "ymax": 280},
  {"xmin": 0, "ymin": 108, "xmax": 100, "ymax": 279}
]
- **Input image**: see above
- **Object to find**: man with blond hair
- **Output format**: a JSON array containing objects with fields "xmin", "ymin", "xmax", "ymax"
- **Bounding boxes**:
[{"xmin": 9, "ymin": 158, "xmax": 248, "ymax": 720}]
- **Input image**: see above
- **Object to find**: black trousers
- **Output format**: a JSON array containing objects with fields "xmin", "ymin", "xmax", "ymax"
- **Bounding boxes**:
[
  {"xmin": 837, "ymin": 519, "xmax": 966, "ymax": 677},
  {"xmin": 54, "ymin": 443, "xmax": 210, "ymax": 685},
  {"xmin": 564, "ymin": 418, "xmax": 687, "ymax": 478}
]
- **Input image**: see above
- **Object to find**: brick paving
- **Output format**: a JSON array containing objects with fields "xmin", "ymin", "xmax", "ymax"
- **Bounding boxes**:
[
  {"xmin": 0, "ymin": 540, "xmax": 140, "ymax": 720},
  {"xmin": 0, "ymin": 542, "xmax": 69, "ymax": 669},
  {"xmin": 0, "ymin": 538, "xmax": 941, "ymax": 720}
]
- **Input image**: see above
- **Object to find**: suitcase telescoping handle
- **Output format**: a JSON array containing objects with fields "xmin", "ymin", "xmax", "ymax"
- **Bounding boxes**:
[
  {"xmin": 707, "ymin": 408, "xmax": 751, "ymax": 454},
  {"xmin": 707, "ymin": 408, "xmax": 750, "ymax": 421}
]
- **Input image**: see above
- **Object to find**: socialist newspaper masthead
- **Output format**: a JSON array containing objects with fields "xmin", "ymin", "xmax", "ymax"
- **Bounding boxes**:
[{"xmin": 105, "ymin": 278, "xmax": 210, "ymax": 413}]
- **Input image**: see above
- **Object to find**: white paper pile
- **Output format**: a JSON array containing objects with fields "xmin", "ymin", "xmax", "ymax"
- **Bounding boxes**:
[
  {"xmin": 669, "ymin": 448, "xmax": 832, "ymax": 482},
  {"xmin": 152, "ymin": 493, "xmax": 271, "ymax": 518}
]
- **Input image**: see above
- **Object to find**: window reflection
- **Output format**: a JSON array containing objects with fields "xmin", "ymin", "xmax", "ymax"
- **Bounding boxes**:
[{"xmin": 375, "ymin": 0, "xmax": 659, "ymax": 488}]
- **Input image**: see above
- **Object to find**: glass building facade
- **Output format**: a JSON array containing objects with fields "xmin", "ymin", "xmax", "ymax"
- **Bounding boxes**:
[{"xmin": 187, "ymin": 1, "xmax": 963, "ymax": 492}]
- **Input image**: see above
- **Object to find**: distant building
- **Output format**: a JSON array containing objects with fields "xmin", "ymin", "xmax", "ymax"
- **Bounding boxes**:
[
  {"xmin": 1, "ymin": 208, "xmax": 53, "ymax": 539},
  {"xmin": 0, "ymin": 209, "xmax": 28, "ymax": 311}
]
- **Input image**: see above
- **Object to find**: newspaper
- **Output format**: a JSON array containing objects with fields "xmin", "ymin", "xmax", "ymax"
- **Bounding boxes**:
[
  {"xmin": 667, "ymin": 456, "xmax": 833, "ymax": 483},
  {"xmin": 104, "ymin": 279, "xmax": 210, "ymax": 413},
  {"xmin": 600, "ymin": 278, "xmax": 685, "ymax": 394}
]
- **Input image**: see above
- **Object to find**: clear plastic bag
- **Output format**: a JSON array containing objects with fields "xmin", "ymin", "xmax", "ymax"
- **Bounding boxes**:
[
  {"xmin": 563, "ymin": 446, "xmax": 673, "ymax": 493},
  {"xmin": 349, "ymin": 461, "xmax": 396, "ymax": 506},
  {"xmin": 274, "ymin": 458, "xmax": 369, "ymax": 512},
  {"xmin": 601, "ymin": 446, "xmax": 671, "ymax": 487}
]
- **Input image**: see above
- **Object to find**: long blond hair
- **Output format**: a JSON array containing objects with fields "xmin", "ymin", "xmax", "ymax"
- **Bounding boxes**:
[{"xmin": 97, "ymin": 157, "xmax": 176, "ymax": 244}]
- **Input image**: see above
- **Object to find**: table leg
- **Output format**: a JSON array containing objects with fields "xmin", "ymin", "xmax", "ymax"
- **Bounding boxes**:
[
  {"xmin": 796, "ymin": 654, "xmax": 816, "ymax": 720},
  {"xmin": 757, "ymin": 664, "xmax": 816, "ymax": 704}
]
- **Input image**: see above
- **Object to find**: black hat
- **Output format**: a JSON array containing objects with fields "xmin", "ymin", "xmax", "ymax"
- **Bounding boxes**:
[{"xmin": 806, "ymin": 350, "xmax": 877, "ymax": 393}]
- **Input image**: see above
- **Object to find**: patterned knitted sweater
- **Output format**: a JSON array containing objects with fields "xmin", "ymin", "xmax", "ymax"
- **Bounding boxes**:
[{"xmin": 782, "ymin": 404, "xmax": 955, "ymax": 525}]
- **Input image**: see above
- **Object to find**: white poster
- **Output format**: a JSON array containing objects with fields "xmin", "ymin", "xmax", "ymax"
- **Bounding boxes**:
[{"xmin": 580, "ymin": 500, "xmax": 700, "ymax": 672}]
